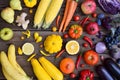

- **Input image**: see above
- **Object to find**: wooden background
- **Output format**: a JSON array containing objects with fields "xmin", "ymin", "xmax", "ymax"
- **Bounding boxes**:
[{"xmin": 0, "ymin": 0, "xmax": 111, "ymax": 80}]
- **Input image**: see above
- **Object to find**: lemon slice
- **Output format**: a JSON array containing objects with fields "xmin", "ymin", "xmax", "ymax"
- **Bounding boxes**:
[
  {"xmin": 22, "ymin": 43, "xmax": 34, "ymax": 55},
  {"xmin": 66, "ymin": 40, "xmax": 80, "ymax": 55}
]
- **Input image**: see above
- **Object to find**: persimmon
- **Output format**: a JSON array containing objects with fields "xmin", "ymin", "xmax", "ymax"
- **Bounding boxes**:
[{"xmin": 60, "ymin": 58, "xmax": 75, "ymax": 74}]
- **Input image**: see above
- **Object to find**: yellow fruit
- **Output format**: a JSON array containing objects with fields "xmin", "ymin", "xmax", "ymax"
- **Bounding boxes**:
[
  {"xmin": 22, "ymin": 43, "xmax": 34, "ymax": 55},
  {"xmin": 27, "ymin": 53, "xmax": 36, "ymax": 62},
  {"xmin": 52, "ymin": 26, "xmax": 57, "ymax": 32},
  {"xmin": 36, "ymin": 36, "xmax": 42, "ymax": 43},
  {"xmin": 65, "ymin": 40, "xmax": 80, "ymax": 55},
  {"xmin": 34, "ymin": 32, "xmax": 39, "ymax": 40}
]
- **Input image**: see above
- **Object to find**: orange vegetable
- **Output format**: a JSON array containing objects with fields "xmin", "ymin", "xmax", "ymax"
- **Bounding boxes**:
[
  {"xmin": 56, "ymin": 14, "xmax": 61, "ymax": 27},
  {"xmin": 60, "ymin": 58, "xmax": 75, "ymax": 74},
  {"xmin": 62, "ymin": 0, "xmax": 78, "ymax": 32},
  {"xmin": 83, "ymin": 50, "xmax": 99, "ymax": 66},
  {"xmin": 59, "ymin": 0, "xmax": 71, "ymax": 32}
]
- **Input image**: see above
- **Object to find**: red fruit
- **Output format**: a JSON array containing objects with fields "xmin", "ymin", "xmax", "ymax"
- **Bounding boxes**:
[
  {"xmin": 70, "ymin": 73, "xmax": 76, "ymax": 78},
  {"xmin": 81, "ymin": 0, "xmax": 96, "ymax": 14},
  {"xmin": 92, "ymin": 13, "xmax": 97, "ymax": 18},
  {"xmin": 86, "ymin": 22, "xmax": 99, "ymax": 35},
  {"xmin": 63, "ymin": 34, "xmax": 69, "ymax": 39},
  {"xmin": 73, "ymin": 15, "xmax": 80, "ymax": 21},
  {"xmin": 83, "ymin": 43, "xmax": 88, "ymax": 48}
]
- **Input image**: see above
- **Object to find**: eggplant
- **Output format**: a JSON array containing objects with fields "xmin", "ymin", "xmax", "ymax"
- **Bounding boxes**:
[
  {"xmin": 96, "ymin": 65, "xmax": 116, "ymax": 80},
  {"xmin": 104, "ymin": 58, "xmax": 120, "ymax": 79}
]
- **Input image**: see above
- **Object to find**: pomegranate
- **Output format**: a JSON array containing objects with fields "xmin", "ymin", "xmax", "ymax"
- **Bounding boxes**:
[{"xmin": 86, "ymin": 22, "xmax": 99, "ymax": 35}]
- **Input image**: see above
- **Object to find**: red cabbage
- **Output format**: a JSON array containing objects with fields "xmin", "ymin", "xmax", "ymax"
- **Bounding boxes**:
[{"xmin": 98, "ymin": 0, "xmax": 120, "ymax": 15}]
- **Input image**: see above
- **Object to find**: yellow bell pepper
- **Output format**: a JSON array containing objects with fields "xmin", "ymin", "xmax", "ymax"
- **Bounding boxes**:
[{"xmin": 24, "ymin": 0, "xmax": 37, "ymax": 8}]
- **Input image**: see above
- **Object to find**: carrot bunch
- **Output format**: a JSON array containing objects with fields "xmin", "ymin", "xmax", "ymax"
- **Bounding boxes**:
[{"xmin": 59, "ymin": 0, "xmax": 79, "ymax": 32}]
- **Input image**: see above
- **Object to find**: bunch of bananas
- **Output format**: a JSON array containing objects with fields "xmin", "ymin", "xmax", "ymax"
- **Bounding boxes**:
[{"xmin": 0, "ymin": 44, "xmax": 31, "ymax": 80}]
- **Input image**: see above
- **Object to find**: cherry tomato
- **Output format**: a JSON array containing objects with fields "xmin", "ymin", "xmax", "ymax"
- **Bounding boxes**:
[
  {"xmin": 73, "ymin": 15, "xmax": 80, "ymax": 21},
  {"xmin": 63, "ymin": 34, "xmax": 69, "ymax": 39},
  {"xmin": 83, "ymin": 43, "xmax": 88, "ymax": 48},
  {"xmin": 92, "ymin": 13, "xmax": 97, "ymax": 18},
  {"xmin": 70, "ymin": 73, "xmax": 76, "ymax": 78}
]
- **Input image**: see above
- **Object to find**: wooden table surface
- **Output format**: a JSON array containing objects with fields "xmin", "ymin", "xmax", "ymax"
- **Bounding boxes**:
[{"xmin": 0, "ymin": 0, "xmax": 112, "ymax": 80}]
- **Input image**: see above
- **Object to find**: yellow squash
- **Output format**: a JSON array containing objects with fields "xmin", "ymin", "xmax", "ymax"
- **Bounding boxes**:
[
  {"xmin": 31, "ymin": 58, "xmax": 52, "ymax": 80},
  {"xmin": 44, "ymin": 34, "xmax": 63, "ymax": 54},
  {"xmin": 39, "ymin": 57, "xmax": 63, "ymax": 80}
]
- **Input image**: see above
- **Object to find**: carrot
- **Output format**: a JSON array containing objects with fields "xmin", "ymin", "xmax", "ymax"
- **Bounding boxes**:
[
  {"xmin": 62, "ymin": 0, "xmax": 78, "ymax": 32},
  {"xmin": 56, "ymin": 14, "xmax": 61, "ymax": 27},
  {"xmin": 55, "ymin": 49, "xmax": 65, "ymax": 58},
  {"xmin": 59, "ymin": 0, "xmax": 71, "ymax": 32}
]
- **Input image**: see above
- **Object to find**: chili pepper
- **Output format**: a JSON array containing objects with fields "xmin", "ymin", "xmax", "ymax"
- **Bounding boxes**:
[
  {"xmin": 56, "ymin": 14, "xmax": 61, "ymax": 27},
  {"xmin": 80, "ymin": 16, "xmax": 90, "ymax": 26},
  {"xmin": 83, "ymin": 36, "xmax": 94, "ymax": 48},
  {"xmin": 75, "ymin": 48, "xmax": 83, "ymax": 69},
  {"xmin": 55, "ymin": 49, "xmax": 65, "ymax": 58},
  {"xmin": 79, "ymin": 69, "xmax": 94, "ymax": 80}
]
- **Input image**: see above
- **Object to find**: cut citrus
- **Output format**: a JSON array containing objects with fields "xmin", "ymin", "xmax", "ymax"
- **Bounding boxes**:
[
  {"xmin": 65, "ymin": 40, "xmax": 80, "ymax": 55},
  {"xmin": 22, "ymin": 43, "xmax": 34, "ymax": 55}
]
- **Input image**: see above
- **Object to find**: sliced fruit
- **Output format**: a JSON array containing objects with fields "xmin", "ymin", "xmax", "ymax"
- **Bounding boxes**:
[
  {"xmin": 65, "ymin": 40, "xmax": 80, "ymax": 55},
  {"xmin": 22, "ymin": 43, "xmax": 34, "ymax": 55}
]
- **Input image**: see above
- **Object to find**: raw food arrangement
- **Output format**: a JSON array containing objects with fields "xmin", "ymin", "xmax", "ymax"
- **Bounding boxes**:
[{"xmin": 0, "ymin": 0, "xmax": 120, "ymax": 80}]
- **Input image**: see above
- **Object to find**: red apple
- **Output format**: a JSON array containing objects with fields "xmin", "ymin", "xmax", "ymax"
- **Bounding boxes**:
[
  {"xmin": 86, "ymin": 22, "xmax": 99, "ymax": 35},
  {"xmin": 81, "ymin": 0, "xmax": 96, "ymax": 14}
]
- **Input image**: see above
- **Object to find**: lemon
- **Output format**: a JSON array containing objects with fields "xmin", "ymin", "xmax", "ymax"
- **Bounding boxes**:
[
  {"xmin": 22, "ymin": 43, "xmax": 34, "ymax": 55},
  {"xmin": 66, "ymin": 40, "xmax": 80, "ymax": 55}
]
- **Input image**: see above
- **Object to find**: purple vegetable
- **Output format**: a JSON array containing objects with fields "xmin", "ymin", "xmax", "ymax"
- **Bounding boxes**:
[
  {"xmin": 95, "ymin": 42, "xmax": 107, "ymax": 53},
  {"xmin": 110, "ymin": 46, "xmax": 120, "ymax": 59},
  {"xmin": 98, "ymin": 0, "xmax": 120, "ymax": 15},
  {"xmin": 102, "ymin": 17, "xmax": 112, "ymax": 30}
]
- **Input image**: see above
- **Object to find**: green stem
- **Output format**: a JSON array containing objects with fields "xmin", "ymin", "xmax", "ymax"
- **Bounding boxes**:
[
  {"xmin": 86, "ymin": 77, "xmax": 90, "ymax": 80},
  {"xmin": 76, "ymin": 0, "xmax": 79, "ymax": 2}
]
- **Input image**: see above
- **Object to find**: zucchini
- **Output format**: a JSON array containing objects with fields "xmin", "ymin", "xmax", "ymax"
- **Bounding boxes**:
[
  {"xmin": 104, "ymin": 58, "xmax": 120, "ymax": 79},
  {"xmin": 96, "ymin": 65, "xmax": 115, "ymax": 80}
]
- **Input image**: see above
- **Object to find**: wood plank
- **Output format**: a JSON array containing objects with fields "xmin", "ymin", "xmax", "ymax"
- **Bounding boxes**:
[{"xmin": 0, "ymin": 0, "xmax": 113, "ymax": 80}]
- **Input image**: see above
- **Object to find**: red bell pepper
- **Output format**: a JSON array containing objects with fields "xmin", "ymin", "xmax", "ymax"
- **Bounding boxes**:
[{"xmin": 79, "ymin": 69, "xmax": 94, "ymax": 80}]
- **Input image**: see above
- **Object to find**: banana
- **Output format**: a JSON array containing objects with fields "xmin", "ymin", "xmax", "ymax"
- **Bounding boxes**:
[
  {"xmin": 0, "ymin": 51, "xmax": 31, "ymax": 80},
  {"xmin": 8, "ymin": 44, "xmax": 27, "ymax": 76},
  {"xmin": 2, "ymin": 67, "xmax": 13, "ymax": 80}
]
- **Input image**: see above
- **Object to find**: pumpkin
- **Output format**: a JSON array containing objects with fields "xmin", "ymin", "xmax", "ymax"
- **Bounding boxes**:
[
  {"xmin": 44, "ymin": 34, "xmax": 63, "ymax": 54},
  {"xmin": 60, "ymin": 58, "xmax": 75, "ymax": 74}
]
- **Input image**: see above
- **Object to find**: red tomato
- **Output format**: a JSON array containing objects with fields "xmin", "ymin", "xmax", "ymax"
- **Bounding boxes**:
[
  {"xmin": 83, "ymin": 43, "xmax": 88, "ymax": 48},
  {"xmin": 83, "ymin": 50, "xmax": 99, "ymax": 66},
  {"xmin": 92, "ymin": 13, "xmax": 97, "ymax": 18},
  {"xmin": 70, "ymin": 73, "xmax": 76, "ymax": 78},
  {"xmin": 73, "ymin": 15, "xmax": 80, "ymax": 21},
  {"xmin": 63, "ymin": 34, "xmax": 69, "ymax": 39}
]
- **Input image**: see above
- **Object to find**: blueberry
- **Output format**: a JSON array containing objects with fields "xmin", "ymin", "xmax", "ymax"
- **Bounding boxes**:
[
  {"xmin": 116, "ymin": 58, "xmax": 120, "ymax": 64},
  {"xmin": 98, "ymin": 13, "xmax": 105, "ymax": 19},
  {"xmin": 97, "ymin": 19, "xmax": 102, "ymax": 26}
]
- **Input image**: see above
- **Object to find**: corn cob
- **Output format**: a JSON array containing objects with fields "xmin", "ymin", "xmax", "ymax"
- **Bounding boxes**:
[
  {"xmin": 34, "ymin": 0, "xmax": 51, "ymax": 29},
  {"xmin": 38, "ymin": 57, "xmax": 63, "ymax": 80},
  {"xmin": 42, "ymin": 0, "xmax": 63, "ymax": 29},
  {"xmin": 31, "ymin": 58, "xmax": 52, "ymax": 80}
]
